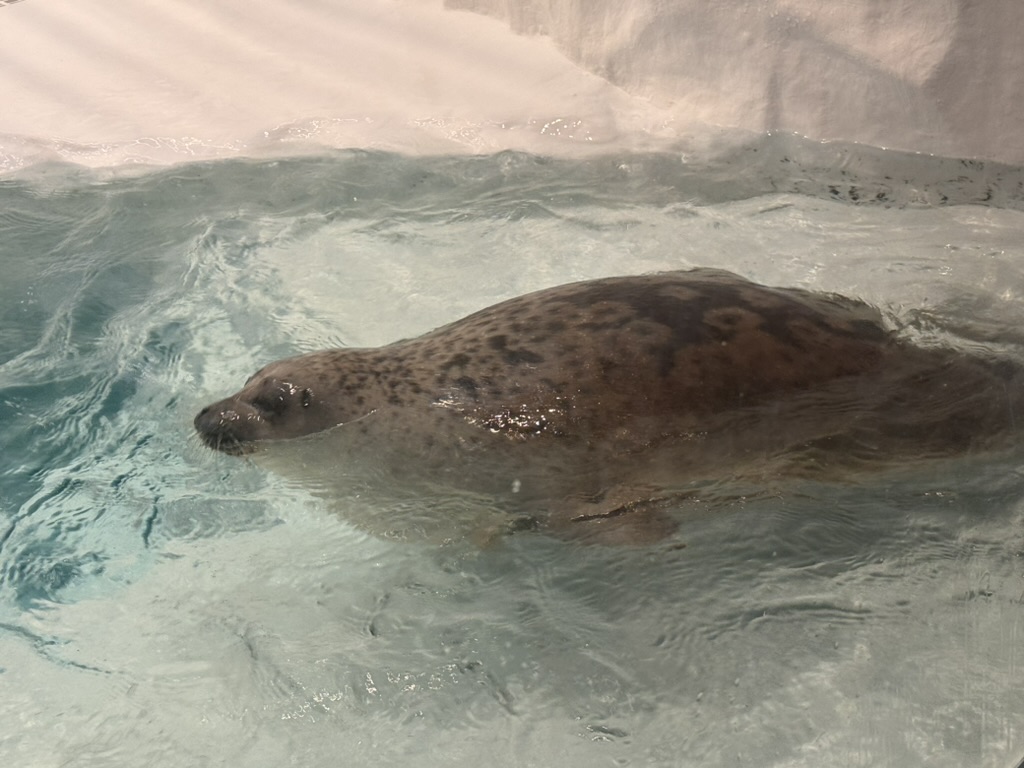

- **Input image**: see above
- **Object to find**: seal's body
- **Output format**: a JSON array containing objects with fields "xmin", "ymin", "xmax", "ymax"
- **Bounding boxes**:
[{"xmin": 194, "ymin": 269, "xmax": 1021, "ymax": 542}]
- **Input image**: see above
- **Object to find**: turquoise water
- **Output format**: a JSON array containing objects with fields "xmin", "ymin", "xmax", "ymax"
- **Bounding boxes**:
[{"xmin": 3, "ymin": 140, "xmax": 1024, "ymax": 766}]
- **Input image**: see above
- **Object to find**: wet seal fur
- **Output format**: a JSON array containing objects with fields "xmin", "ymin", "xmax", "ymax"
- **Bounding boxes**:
[{"xmin": 195, "ymin": 269, "xmax": 1024, "ymax": 543}]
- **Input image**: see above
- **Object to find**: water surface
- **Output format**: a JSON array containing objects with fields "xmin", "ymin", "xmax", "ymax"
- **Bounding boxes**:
[{"xmin": 2, "ymin": 138, "xmax": 1024, "ymax": 767}]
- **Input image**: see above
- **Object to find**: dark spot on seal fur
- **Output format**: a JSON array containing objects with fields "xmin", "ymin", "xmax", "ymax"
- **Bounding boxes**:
[
  {"xmin": 453, "ymin": 376, "xmax": 480, "ymax": 401},
  {"xmin": 487, "ymin": 334, "xmax": 545, "ymax": 365}
]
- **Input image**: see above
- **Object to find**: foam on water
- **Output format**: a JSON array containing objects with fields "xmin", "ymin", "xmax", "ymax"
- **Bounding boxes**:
[{"xmin": 2, "ymin": 140, "xmax": 1024, "ymax": 767}]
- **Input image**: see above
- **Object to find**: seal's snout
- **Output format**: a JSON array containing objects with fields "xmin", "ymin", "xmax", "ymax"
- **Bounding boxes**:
[
  {"xmin": 194, "ymin": 400, "xmax": 257, "ymax": 455},
  {"xmin": 193, "ymin": 404, "xmax": 218, "ymax": 436}
]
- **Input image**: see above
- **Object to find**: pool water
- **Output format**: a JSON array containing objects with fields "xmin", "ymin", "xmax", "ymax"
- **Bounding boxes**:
[{"xmin": 2, "ymin": 138, "xmax": 1024, "ymax": 767}]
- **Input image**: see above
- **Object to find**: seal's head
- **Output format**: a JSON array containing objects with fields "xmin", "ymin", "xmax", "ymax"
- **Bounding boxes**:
[{"xmin": 194, "ymin": 350, "xmax": 377, "ymax": 454}]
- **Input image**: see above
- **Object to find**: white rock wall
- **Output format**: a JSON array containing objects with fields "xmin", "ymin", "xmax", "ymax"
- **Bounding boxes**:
[
  {"xmin": 1, "ymin": 0, "xmax": 1021, "ymax": 167},
  {"xmin": 446, "ymin": 0, "xmax": 1024, "ymax": 163}
]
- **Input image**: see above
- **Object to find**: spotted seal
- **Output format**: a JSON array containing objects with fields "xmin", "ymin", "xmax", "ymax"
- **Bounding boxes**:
[{"xmin": 194, "ymin": 269, "xmax": 1022, "ymax": 542}]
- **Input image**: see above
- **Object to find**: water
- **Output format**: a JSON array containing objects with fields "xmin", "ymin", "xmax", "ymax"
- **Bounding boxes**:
[{"xmin": 2, "ymin": 137, "xmax": 1024, "ymax": 767}]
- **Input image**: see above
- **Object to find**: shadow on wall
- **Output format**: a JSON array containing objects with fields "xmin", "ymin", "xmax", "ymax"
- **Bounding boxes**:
[{"xmin": 446, "ymin": 0, "xmax": 1024, "ymax": 164}]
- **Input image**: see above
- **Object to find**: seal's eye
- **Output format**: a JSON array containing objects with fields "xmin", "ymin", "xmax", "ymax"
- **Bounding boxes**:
[{"xmin": 301, "ymin": 388, "xmax": 313, "ymax": 408}]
